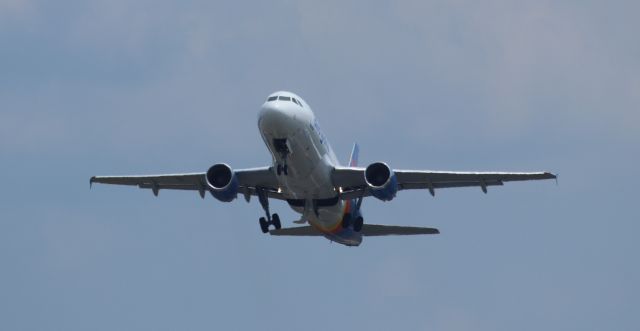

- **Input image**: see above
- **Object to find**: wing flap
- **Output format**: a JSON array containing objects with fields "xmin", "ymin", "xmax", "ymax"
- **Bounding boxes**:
[{"xmin": 139, "ymin": 183, "xmax": 204, "ymax": 190}]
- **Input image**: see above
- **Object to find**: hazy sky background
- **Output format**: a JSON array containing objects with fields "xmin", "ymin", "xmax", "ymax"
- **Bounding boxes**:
[{"xmin": 1, "ymin": 1, "xmax": 638, "ymax": 330}]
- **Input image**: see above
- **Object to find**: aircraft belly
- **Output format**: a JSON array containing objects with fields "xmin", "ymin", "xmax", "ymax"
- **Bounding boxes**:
[
  {"xmin": 277, "ymin": 124, "xmax": 336, "ymax": 200},
  {"xmin": 312, "ymin": 203, "xmax": 344, "ymax": 228},
  {"xmin": 259, "ymin": 103, "xmax": 345, "ymax": 235},
  {"xmin": 288, "ymin": 196, "xmax": 345, "ymax": 230}
]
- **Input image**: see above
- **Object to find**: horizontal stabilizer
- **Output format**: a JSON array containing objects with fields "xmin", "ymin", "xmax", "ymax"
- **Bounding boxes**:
[
  {"xmin": 270, "ymin": 225, "xmax": 439, "ymax": 237},
  {"xmin": 360, "ymin": 224, "xmax": 439, "ymax": 236},
  {"xmin": 270, "ymin": 226, "xmax": 322, "ymax": 236}
]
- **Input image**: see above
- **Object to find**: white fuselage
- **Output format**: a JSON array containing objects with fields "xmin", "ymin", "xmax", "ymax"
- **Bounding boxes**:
[{"xmin": 257, "ymin": 91, "xmax": 351, "ymax": 237}]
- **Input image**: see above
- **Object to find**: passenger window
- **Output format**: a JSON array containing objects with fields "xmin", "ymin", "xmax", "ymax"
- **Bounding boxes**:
[
  {"xmin": 279, "ymin": 96, "xmax": 291, "ymax": 101},
  {"xmin": 267, "ymin": 96, "xmax": 277, "ymax": 101}
]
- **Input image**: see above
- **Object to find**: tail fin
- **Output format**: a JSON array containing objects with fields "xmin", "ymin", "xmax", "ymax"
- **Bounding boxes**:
[{"xmin": 348, "ymin": 143, "xmax": 360, "ymax": 167}]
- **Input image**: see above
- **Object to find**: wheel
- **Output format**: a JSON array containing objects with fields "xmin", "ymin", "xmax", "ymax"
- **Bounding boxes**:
[
  {"xmin": 276, "ymin": 164, "xmax": 282, "ymax": 176},
  {"xmin": 259, "ymin": 217, "xmax": 269, "ymax": 233},
  {"xmin": 341, "ymin": 213, "xmax": 352, "ymax": 228},
  {"xmin": 272, "ymin": 213, "xmax": 281, "ymax": 230},
  {"xmin": 283, "ymin": 164, "xmax": 288, "ymax": 175},
  {"xmin": 353, "ymin": 216, "xmax": 363, "ymax": 232}
]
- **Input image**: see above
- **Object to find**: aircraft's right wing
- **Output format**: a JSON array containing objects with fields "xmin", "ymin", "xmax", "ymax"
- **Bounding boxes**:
[{"xmin": 333, "ymin": 167, "xmax": 556, "ymax": 198}]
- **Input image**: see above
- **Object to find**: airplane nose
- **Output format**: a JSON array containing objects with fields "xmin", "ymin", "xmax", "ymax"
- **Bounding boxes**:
[{"xmin": 258, "ymin": 102, "xmax": 291, "ymax": 132}]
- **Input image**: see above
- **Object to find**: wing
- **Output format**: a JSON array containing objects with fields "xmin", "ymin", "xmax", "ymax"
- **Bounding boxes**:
[
  {"xmin": 90, "ymin": 167, "xmax": 284, "ymax": 200},
  {"xmin": 333, "ymin": 166, "xmax": 556, "ymax": 199}
]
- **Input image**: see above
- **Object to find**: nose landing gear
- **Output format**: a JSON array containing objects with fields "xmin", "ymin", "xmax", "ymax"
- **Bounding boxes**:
[
  {"xmin": 276, "ymin": 164, "xmax": 288, "ymax": 176},
  {"xmin": 273, "ymin": 138, "xmax": 290, "ymax": 176}
]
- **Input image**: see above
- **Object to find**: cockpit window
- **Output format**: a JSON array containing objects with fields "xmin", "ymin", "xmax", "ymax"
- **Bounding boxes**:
[{"xmin": 267, "ymin": 95, "xmax": 303, "ymax": 107}]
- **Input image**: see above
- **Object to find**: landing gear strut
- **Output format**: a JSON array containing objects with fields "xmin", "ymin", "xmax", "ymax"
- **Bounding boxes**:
[
  {"xmin": 350, "ymin": 196, "xmax": 365, "ymax": 232},
  {"xmin": 353, "ymin": 216, "xmax": 364, "ymax": 232},
  {"xmin": 276, "ymin": 163, "xmax": 288, "ymax": 176},
  {"xmin": 257, "ymin": 187, "xmax": 282, "ymax": 233},
  {"xmin": 342, "ymin": 213, "xmax": 352, "ymax": 228}
]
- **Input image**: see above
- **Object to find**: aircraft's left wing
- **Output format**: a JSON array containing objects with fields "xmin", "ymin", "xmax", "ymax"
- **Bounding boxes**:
[
  {"xmin": 333, "ymin": 167, "xmax": 556, "ymax": 199},
  {"xmin": 90, "ymin": 167, "xmax": 285, "ymax": 200}
]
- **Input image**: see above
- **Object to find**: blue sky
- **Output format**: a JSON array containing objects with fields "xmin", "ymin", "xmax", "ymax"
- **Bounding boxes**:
[{"xmin": 1, "ymin": 1, "xmax": 638, "ymax": 330}]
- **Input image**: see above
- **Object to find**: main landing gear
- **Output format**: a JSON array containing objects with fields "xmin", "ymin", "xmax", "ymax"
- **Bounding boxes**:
[
  {"xmin": 353, "ymin": 216, "xmax": 363, "ymax": 232},
  {"xmin": 341, "ymin": 197, "xmax": 365, "ymax": 232},
  {"xmin": 259, "ymin": 214, "xmax": 281, "ymax": 233},
  {"xmin": 257, "ymin": 187, "xmax": 281, "ymax": 233},
  {"xmin": 341, "ymin": 213, "xmax": 364, "ymax": 232}
]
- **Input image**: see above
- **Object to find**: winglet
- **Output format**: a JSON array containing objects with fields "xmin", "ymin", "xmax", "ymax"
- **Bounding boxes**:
[{"xmin": 90, "ymin": 176, "xmax": 95, "ymax": 189}]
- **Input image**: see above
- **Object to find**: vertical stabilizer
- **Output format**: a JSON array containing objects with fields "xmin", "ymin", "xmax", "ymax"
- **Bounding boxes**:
[{"xmin": 348, "ymin": 143, "xmax": 359, "ymax": 167}]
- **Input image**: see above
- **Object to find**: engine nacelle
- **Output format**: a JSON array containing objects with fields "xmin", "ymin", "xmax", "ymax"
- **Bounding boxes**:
[
  {"xmin": 364, "ymin": 162, "xmax": 398, "ymax": 201},
  {"xmin": 206, "ymin": 163, "xmax": 238, "ymax": 202}
]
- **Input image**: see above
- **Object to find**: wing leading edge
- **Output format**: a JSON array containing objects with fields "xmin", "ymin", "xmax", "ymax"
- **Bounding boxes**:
[
  {"xmin": 333, "ymin": 167, "xmax": 556, "ymax": 199},
  {"xmin": 90, "ymin": 167, "xmax": 284, "ymax": 200}
]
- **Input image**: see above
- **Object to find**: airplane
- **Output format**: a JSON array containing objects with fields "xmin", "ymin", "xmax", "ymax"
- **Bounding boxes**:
[{"xmin": 90, "ymin": 91, "xmax": 556, "ymax": 246}]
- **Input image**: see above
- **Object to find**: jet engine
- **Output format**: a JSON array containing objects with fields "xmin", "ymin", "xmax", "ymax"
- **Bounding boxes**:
[
  {"xmin": 206, "ymin": 163, "xmax": 239, "ymax": 202},
  {"xmin": 364, "ymin": 162, "xmax": 398, "ymax": 201}
]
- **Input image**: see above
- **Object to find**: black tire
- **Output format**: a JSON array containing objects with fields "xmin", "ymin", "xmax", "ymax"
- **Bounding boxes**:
[
  {"xmin": 259, "ymin": 217, "xmax": 269, "ymax": 233},
  {"xmin": 342, "ymin": 213, "xmax": 352, "ymax": 228},
  {"xmin": 353, "ymin": 216, "xmax": 363, "ymax": 232},
  {"xmin": 272, "ymin": 213, "xmax": 281, "ymax": 230},
  {"xmin": 276, "ymin": 164, "xmax": 282, "ymax": 176},
  {"xmin": 283, "ymin": 164, "xmax": 288, "ymax": 175}
]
